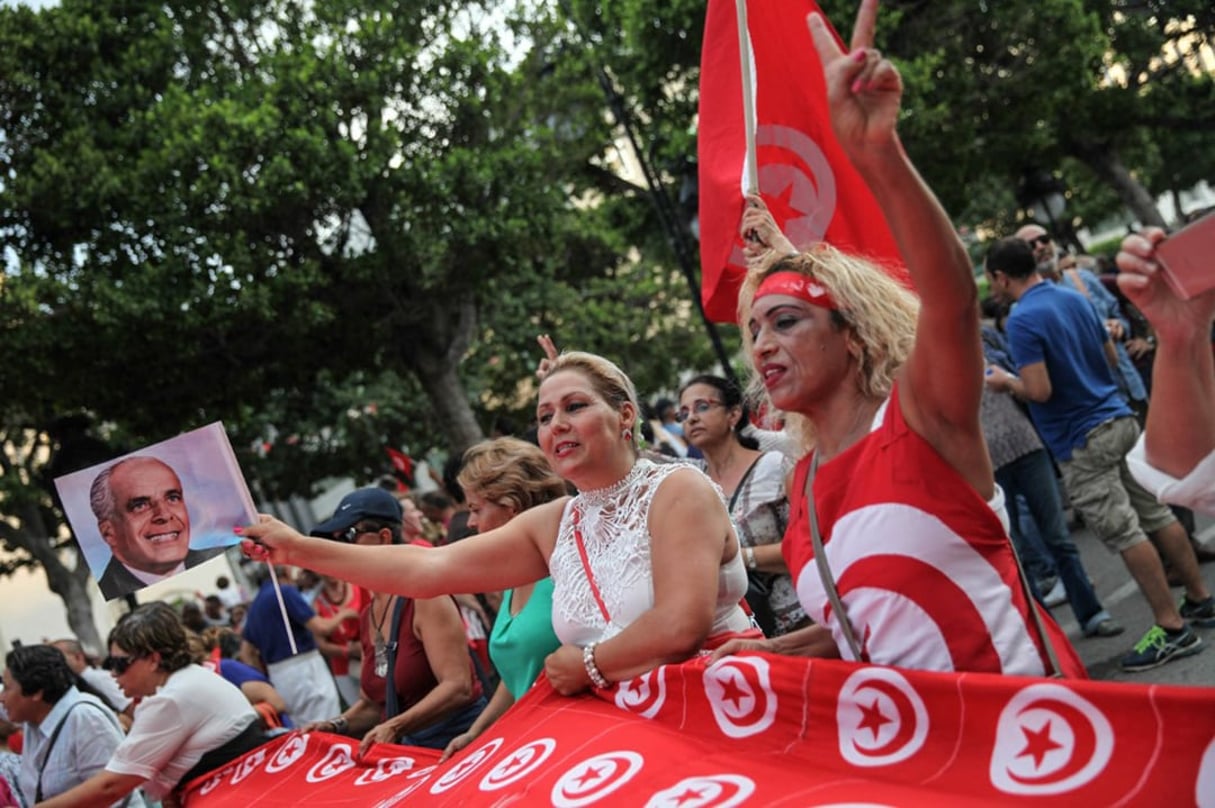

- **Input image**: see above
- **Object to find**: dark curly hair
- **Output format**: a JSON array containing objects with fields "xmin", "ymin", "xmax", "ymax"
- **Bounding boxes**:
[
  {"xmin": 5, "ymin": 645, "xmax": 75, "ymax": 705},
  {"xmin": 108, "ymin": 602, "xmax": 193, "ymax": 672}
]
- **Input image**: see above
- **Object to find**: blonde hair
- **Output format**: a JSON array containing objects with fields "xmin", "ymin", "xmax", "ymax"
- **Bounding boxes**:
[
  {"xmin": 738, "ymin": 246, "xmax": 919, "ymax": 449},
  {"xmin": 458, "ymin": 437, "xmax": 568, "ymax": 512},
  {"xmin": 539, "ymin": 351, "xmax": 640, "ymax": 453}
]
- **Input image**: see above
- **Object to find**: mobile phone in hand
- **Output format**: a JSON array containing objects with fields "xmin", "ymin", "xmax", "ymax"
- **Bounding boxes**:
[{"xmin": 1155, "ymin": 213, "xmax": 1215, "ymax": 300}]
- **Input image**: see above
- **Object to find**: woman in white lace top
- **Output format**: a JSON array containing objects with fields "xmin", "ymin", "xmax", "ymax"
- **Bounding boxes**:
[{"xmin": 242, "ymin": 351, "xmax": 753, "ymax": 695}]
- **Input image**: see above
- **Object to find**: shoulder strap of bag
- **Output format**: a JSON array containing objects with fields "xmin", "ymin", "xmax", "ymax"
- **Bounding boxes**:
[
  {"xmin": 805, "ymin": 451, "xmax": 868, "ymax": 663},
  {"xmin": 36, "ymin": 699, "xmax": 129, "ymax": 805},
  {"xmin": 385, "ymin": 595, "xmax": 408, "ymax": 718},
  {"xmin": 728, "ymin": 455, "xmax": 765, "ymax": 513}
]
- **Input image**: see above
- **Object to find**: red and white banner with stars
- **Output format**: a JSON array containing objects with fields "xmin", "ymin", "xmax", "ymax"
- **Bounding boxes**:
[{"xmin": 182, "ymin": 653, "xmax": 1215, "ymax": 806}]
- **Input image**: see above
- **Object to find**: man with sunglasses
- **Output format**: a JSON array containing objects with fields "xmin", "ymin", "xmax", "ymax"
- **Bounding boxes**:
[{"xmin": 239, "ymin": 498, "xmax": 367, "ymax": 724}]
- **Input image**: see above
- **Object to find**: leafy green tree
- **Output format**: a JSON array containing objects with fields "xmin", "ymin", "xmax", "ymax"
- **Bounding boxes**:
[
  {"xmin": 0, "ymin": 0, "xmax": 743, "ymax": 638},
  {"xmin": 0, "ymin": 0, "xmax": 558, "ymax": 637},
  {"xmin": 0, "ymin": 424, "xmax": 105, "ymax": 652},
  {"xmin": 849, "ymin": 0, "xmax": 1215, "ymax": 233}
]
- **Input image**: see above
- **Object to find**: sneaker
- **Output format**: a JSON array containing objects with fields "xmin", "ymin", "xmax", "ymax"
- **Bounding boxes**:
[
  {"xmin": 1083, "ymin": 617, "xmax": 1124, "ymax": 638},
  {"xmin": 1119, "ymin": 625, "xmax": 1203, "ymax": 672},
  {"xmin": 1180, "ymin": 595, "xmax": 1215, "ymax": 628},
  {"xmin": 1041, "ymin": 579, "xmax": 1067, "ymax": 609}
]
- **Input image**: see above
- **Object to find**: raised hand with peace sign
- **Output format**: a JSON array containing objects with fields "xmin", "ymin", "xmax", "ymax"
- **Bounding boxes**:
[{"xmin": 807, "ymin": 0, "xmax": 902, "ymax": 160}]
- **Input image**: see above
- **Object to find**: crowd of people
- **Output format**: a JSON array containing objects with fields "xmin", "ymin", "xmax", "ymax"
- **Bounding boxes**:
[{"xmin": 2, "ymin": 0, "xmax": 1213, "ymax": 804}]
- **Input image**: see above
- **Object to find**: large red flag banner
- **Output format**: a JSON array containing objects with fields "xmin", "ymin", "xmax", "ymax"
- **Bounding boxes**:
[
  {"xmin": 697, "ymin": 0, "xmax": 909, "ymax": 324},
  {"xmin": 183, "ymin": 653, "xmax": 1215, "ymax": 806}
]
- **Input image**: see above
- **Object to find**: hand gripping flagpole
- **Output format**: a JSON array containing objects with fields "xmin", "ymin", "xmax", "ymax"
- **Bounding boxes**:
[{"xmin": 736, "ymin": 0, "xmax": 759, "ymax": 195}]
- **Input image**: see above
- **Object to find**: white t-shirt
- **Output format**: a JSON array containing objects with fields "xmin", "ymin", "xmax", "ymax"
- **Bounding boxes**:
[
  {"xmin": 106, "ymin": 664, "xmax": 257, "ymax": 799},
  {"xmin": 1127, "ymin": 434, "xmax": 1215, "ymax": 517}
]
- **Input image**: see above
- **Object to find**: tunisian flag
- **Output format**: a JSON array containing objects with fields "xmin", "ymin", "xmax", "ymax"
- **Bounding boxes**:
[
  {"xmin": 698, "ymin": 0, "xmax": 909, "ymax": 323},
  {"xmin": 384, "ymin": 446, "xmax": 414, "ymax": 490},
  {"xmin": 183, "ymin": 654, "xmax": 1215, "ymax": 806}
]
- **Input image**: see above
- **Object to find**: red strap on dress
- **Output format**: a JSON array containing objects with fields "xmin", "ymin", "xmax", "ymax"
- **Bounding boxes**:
[{"xmin": 571, "ymin": 507, "xmax": 612, "ymax": 624}]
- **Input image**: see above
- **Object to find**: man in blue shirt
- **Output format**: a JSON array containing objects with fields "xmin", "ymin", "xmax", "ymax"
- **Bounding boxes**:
[
  {"xmin": 1016, "ymin": 223, "xmax": 1148, "ymax": 414},
  {"xmin": 241, "ymin": 563, "xmax": 353, "ymax": 724},
  {"xmin": 985, "ymin": 237, "xmax": 1214, "ymax": 672}
]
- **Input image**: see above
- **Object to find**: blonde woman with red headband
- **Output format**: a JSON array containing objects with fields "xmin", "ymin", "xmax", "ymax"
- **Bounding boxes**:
[{"xmin": 716, "ymin": 0, "xmax": 1084, "ymax": 677}]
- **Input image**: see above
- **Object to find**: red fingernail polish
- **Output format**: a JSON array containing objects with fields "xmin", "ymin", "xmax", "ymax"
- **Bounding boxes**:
[
  {"xmin": 853, "ymin": 49, "xmax": 866, "ymax": 62},
  {"xmin": 233, "ymin": 526, "xmax": 244, "ymax": 535}
]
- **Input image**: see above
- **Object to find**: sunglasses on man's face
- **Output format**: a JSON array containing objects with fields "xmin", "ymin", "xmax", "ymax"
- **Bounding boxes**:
[
  {"xmin": 1028, "ymin": 234, "xmax": 1052, "ymax": 248},
  {"xmin": 337, "ymin": 524, "xmax": 383, "ymax": 543},
  {"xmin": 102, "ymin": 654, "xmax": 140, "ymax": 675}
]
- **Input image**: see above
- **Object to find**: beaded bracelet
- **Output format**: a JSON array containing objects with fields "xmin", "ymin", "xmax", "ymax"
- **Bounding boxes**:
[{"xmin": 583, "ymin": 642, "xmax": 610, "ymax": 689}]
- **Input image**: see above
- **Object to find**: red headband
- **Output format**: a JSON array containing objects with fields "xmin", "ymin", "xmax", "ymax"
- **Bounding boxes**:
[{"xmin": 754, "ymin": 271, "xmax": 837, "ymax": 310}]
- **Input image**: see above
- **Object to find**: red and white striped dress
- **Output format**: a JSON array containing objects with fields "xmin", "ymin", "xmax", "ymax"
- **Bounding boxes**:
[{"xmin": 784, "ymin": 387, "xmax": 1085, "ymax": 677}]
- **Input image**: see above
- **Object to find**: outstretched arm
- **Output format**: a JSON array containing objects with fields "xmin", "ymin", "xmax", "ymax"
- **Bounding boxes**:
[
  {"xmin": 808, "ymin": 0, "xmax": 989, "ymax": 494},
  {"xmin": 1117, "ymin": 227, "xmax": 1215, "ymax": 476},
  {"xmin": 32, "ymin": 771, "xmax": 144, "ymax": 808},
  {"xmin": 240, "ymin": 501, "xmax": 561, "ymax": 600}
]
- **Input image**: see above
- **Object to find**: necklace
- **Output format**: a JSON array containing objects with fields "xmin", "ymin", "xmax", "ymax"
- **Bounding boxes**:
[
  {"xmin": 371, "ymin": 595, "xmax": 394, "ymax": 678},
  {"xmin": 320, "ymin": 580, "xmax": 347, "ymax": 609},
  {"xmin": 579, "ymin": 461, "xmax": 646, "ymax": 507}
]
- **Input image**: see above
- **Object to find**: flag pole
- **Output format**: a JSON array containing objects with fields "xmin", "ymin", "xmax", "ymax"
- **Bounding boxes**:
[
  {"xmin": 266, "ymin": 562, "xmax": 299, "ymax": 656},
  {"xmin": 736, "ymin": 0, "xmax": 759, "ymax": 194}
]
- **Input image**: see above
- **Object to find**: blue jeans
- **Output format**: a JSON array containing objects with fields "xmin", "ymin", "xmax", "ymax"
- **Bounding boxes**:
[
  {"xmin": 996, "ymin": 449, "xmax": 1108, "ymax": 630},
  {"xmin": 398, "ymin": 695, "xmax": 487, "ymax": 750},
  {"xmin": 1013, "ymin": 496, "xmax": 1057, "ymax": 585}
]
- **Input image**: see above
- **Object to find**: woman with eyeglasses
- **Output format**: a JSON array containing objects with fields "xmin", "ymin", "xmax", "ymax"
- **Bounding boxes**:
[
  {"xmin": 299, "ymin": 487, "xmax": 486, "ymax": 757},
  {"xmin": 678, "ymin": 375, "xmax": 810, "ymax": 637},
  {"xmin": 32, "ymin": 603, "xmax": 264, "ymax": 808},
  {"xmin": 439, "ymin": 437, "xmax": 568, "ymax": 761}
]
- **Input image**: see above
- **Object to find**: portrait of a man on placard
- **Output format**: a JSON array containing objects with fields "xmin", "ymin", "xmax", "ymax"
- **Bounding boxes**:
[
  {"xmin": 55, "ymin": 422, "xmax": 256, "ymax": 600},
  {"xmin": 88, "ymin": 455, "xmax": 227, "ymax": 599}
]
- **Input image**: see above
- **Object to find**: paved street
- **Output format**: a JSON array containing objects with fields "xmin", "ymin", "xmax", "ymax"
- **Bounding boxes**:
[{"xmin": 1055, "ymin": 513, "xmax": 1215, "ymax": 687}]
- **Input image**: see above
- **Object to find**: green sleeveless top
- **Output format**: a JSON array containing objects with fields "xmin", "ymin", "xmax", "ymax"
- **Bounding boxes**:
[{"xmin": 489, "ymin": 577, "xmax": 561, "ymax": 699}]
